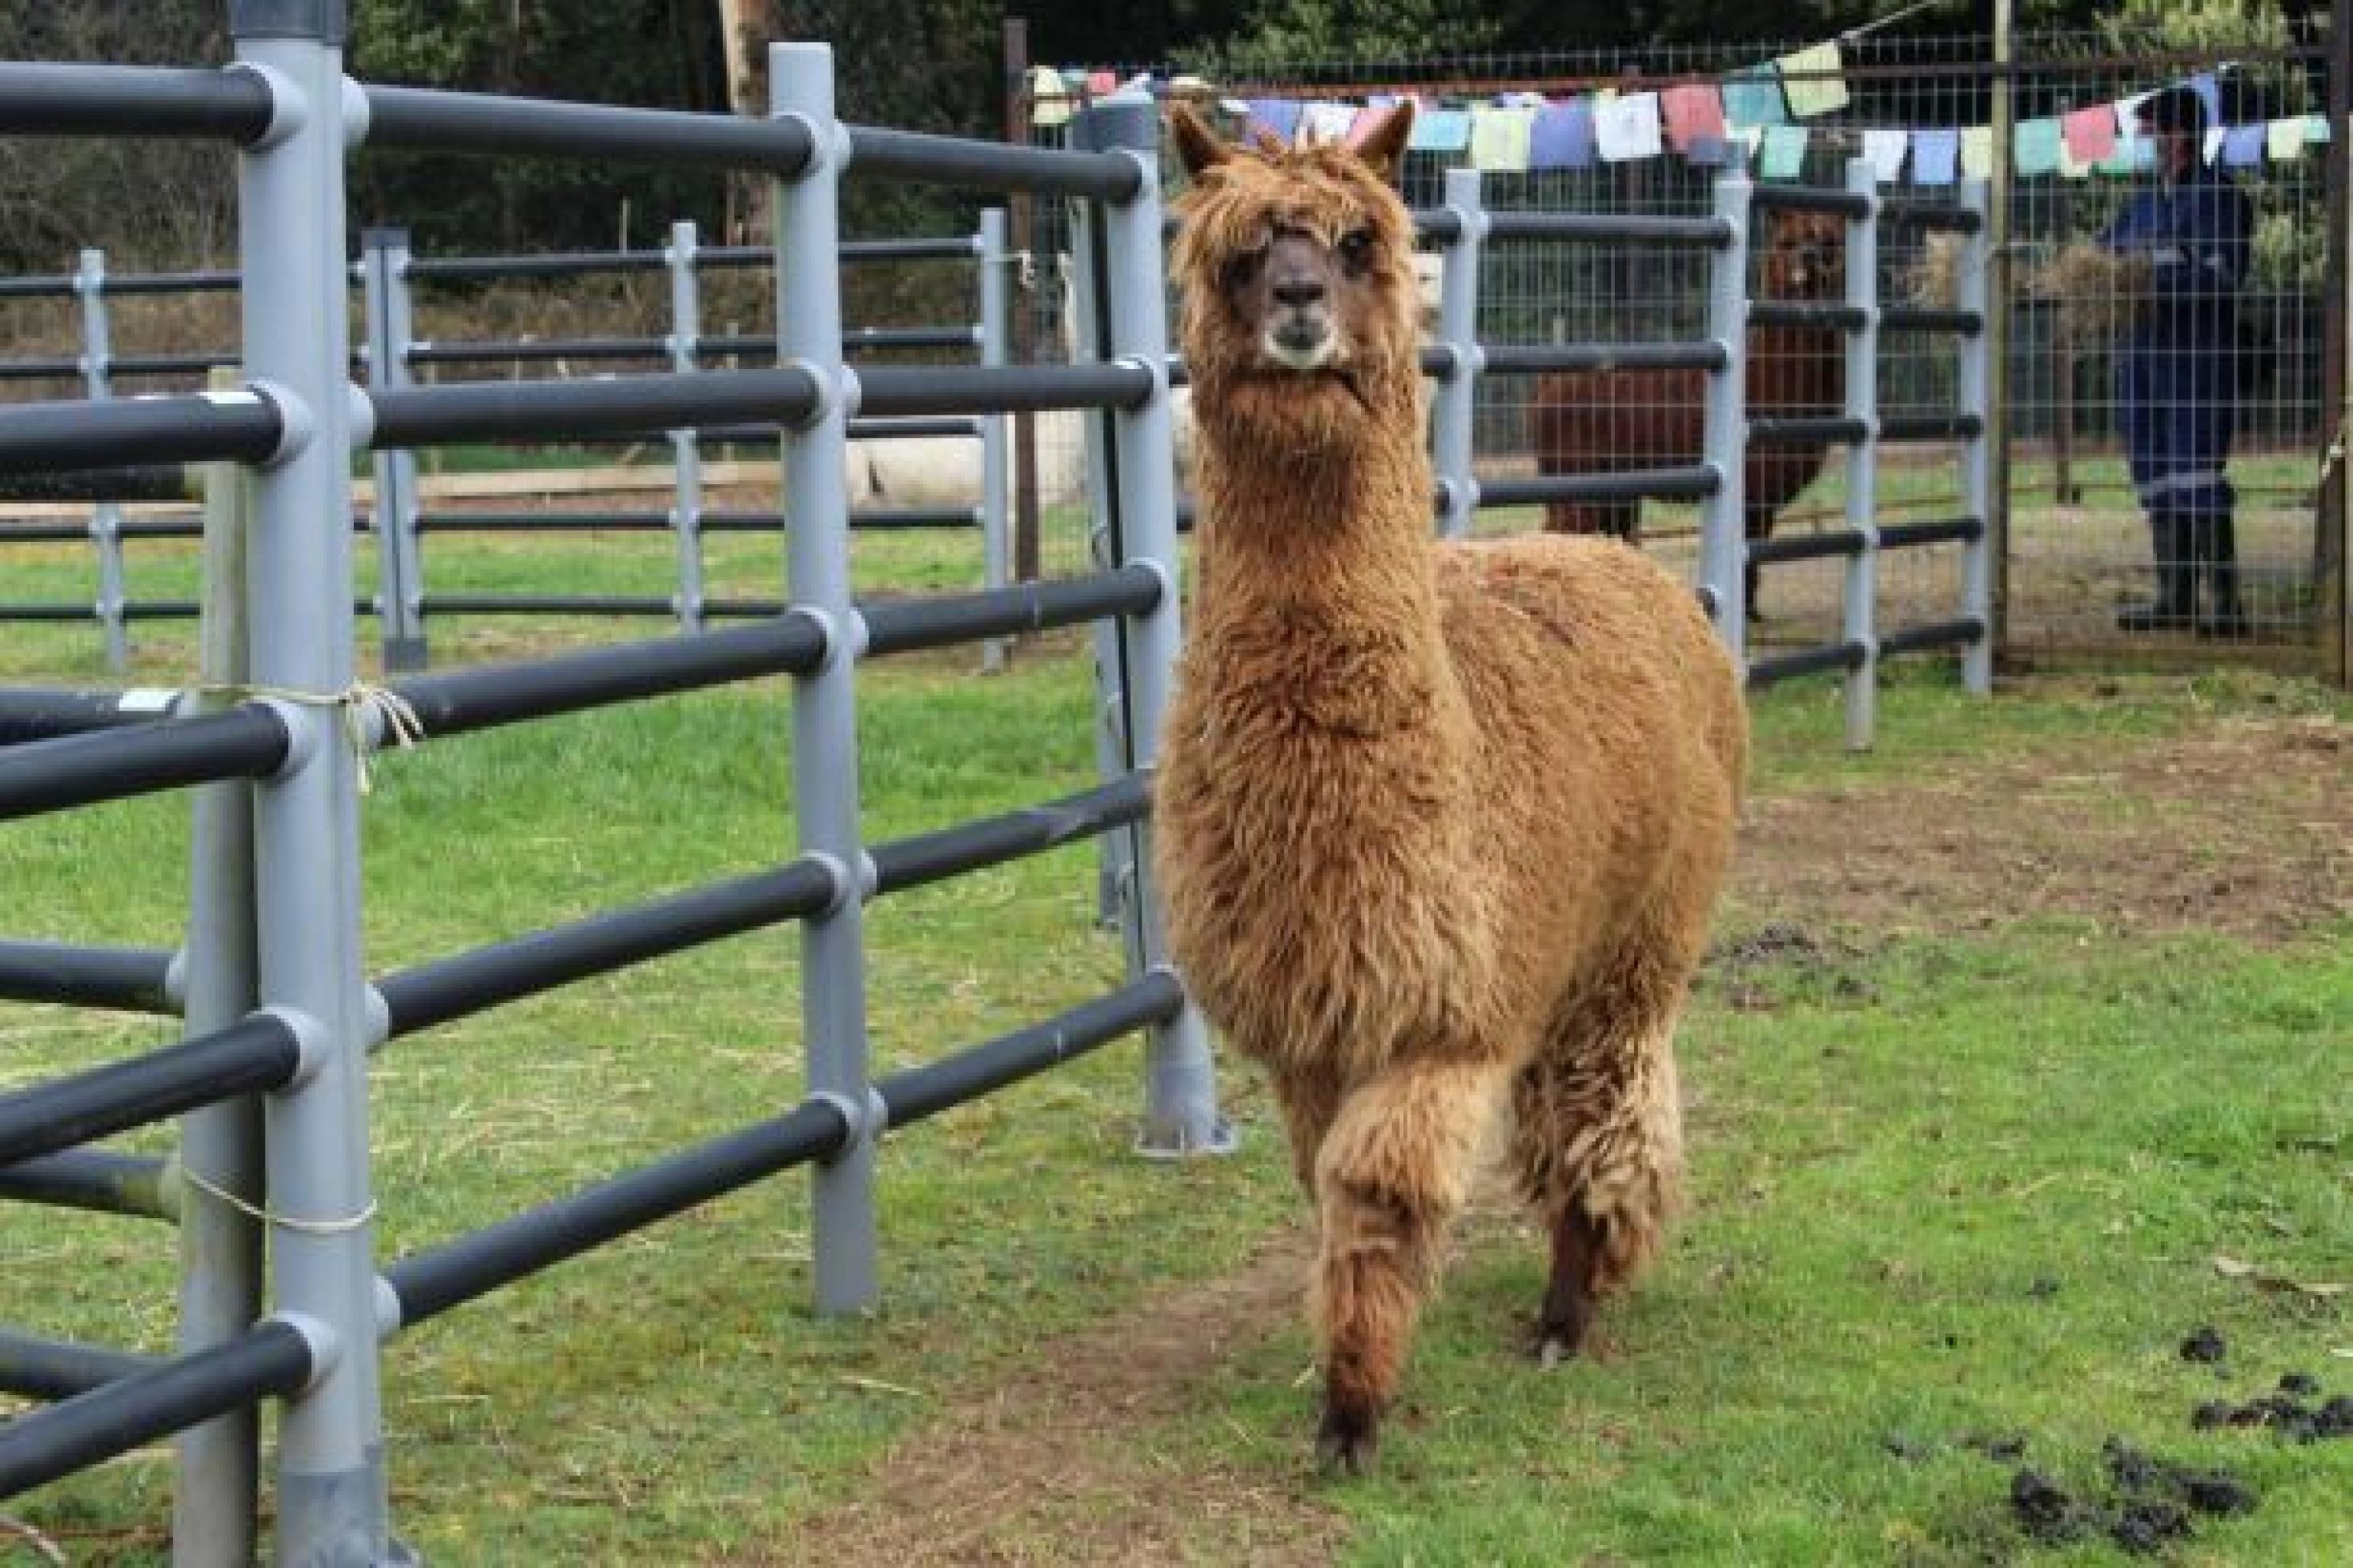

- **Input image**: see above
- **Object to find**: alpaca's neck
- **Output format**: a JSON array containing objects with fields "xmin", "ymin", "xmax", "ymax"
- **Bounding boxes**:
[
  {"xmin": 1188, "ymin": 396, "xmax": 1456, "ymax": 735},
  {"xmin": 1197, "ymin": 406, "xmax": 1431, "ymax": 603}
]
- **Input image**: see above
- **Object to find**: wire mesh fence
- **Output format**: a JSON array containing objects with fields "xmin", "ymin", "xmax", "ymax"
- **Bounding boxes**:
[{"xmin": 1018, "ymin": 23, "xmax": 2342, "ymax": 668}]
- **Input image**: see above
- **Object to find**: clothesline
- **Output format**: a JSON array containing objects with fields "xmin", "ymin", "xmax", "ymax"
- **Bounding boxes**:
[{"xmin": 1026, "ymin": 42, "xmax": 2332, "ymax": 186}]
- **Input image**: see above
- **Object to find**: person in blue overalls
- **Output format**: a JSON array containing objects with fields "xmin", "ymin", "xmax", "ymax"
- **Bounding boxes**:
[{"xmin": 2101, "ymin": 85, "xmax": 2255, "ymax": 636}]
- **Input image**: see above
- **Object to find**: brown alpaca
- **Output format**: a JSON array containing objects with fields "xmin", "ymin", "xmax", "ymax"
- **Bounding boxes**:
[
  {"xmin": 1529, "ymin": 210, "xmax": 1847, "ymax": 616},
  {"xmin": 1154, "ymin": 102, "xmax": 1747, "ymax": 1472}
]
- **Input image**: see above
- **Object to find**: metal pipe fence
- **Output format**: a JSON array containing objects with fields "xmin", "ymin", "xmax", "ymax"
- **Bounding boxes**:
[
  {"xmin": 2, "ymin": 218, "xmax": 1018, "ymax": 673},
  {"xmin": 1398, "ymin": 150, "xmax": 1993, "ymax": 721},
  {"xmin": 0, "ymin": 33, "xmax": 1213, "ymax": 1564},
  {"xmin": 1019, "ymin": 25, "xmax": 2339, "ymax": 671}
]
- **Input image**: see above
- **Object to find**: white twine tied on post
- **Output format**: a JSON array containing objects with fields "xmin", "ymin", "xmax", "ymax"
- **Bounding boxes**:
[
  {"xmin": 208, "ymin": 680, "xmax": 425, "ymax": 794},
  {"xmin": 176, "ymin": 1161, "xmax": 378, "ymax": 1236}
]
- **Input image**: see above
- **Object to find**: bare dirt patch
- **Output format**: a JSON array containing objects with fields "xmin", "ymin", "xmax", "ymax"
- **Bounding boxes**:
[
  {"xmin": 1733, "ymin": 707, "xmax": 2350, "ymax": 944},
  {"xmin": 773, "ymin": 1229, "xmax": 1341, "ymax": 1568}
]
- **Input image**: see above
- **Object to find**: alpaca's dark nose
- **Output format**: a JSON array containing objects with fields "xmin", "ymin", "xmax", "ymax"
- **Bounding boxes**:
[{"xmin": 1272, "ymin": 275, "xmax": 1327, "ymax": 308}]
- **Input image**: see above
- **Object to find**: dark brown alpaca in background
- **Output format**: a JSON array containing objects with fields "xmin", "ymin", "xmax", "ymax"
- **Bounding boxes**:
[{"xmin": 1530, "ymin": 211, "xmax": 1847, "ymax": 615}]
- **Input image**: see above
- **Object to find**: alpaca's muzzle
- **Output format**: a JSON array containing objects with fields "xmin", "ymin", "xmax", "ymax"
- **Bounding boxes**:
[{"xmin": 1263, "ymin": 315, "xmax": 1339, "ymax": 371}]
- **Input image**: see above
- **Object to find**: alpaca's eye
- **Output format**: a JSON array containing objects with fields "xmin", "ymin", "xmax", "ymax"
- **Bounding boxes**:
[
  {"xmin": 1336, "ymin": 229, "xmax": 1376, "ymax": 272},
  {"xmin": 1222, "ymin": 245, "xmax": 1266, "ymax": 292}
]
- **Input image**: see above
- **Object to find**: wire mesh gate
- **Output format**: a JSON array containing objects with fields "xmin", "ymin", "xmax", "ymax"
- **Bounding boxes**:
[{"xmin": 1015, "ymin": 22, "xmax": 2348, "ymax": 678}]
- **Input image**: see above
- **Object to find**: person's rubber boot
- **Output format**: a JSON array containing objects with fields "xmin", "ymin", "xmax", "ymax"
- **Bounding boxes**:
[
  {"xmin": 2198, "ymin": 511, "xmax": 2250, "ymax": 640},
  {"xmin": 2118, "ymin": 512, "xmax": 2194, "ymax": 632}
]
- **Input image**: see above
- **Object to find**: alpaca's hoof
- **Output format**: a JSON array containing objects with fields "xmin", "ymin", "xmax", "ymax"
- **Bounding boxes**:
[
  {"xmin": 1532, "ymin": 1300, "xmax": 1593, "ymax": 1366},
  {"xmin": 1315, "ymin": 1397, "xmax": 1381, "ymax": 1476}
]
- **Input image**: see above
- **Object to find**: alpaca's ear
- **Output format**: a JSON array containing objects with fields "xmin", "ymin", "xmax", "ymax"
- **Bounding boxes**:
[
  {"xmin": 1169, "ymin": 104, "xmax": 1231, "ymax": 178},
  {"xmin": 1345, "ymin": 102, "xmax": 1415, "ymax": 183}
]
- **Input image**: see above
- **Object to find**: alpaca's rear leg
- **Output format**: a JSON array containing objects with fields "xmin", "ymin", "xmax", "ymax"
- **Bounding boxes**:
[
  {"xmin": 1536, "ymin": 1204, "xmax": 1606, "ymax": 1367},
  {"xmin": 1311, "ymin": 1057, "xmax": 1504, "ymax": 1472},
  {"xmin": 1513, "ymin": 992, "xmax": 1688, "ymax": 1366}
]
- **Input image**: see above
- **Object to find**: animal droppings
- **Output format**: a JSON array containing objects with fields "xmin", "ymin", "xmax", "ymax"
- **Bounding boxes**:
[
  {"xmin": 2109, "ymin": 1498, "xmax": 2193, "ymax": 1554},
  {"xmin": 2176, "ymin": 1470, "xmax": 2259, "ymax": 1517},
  {"xmin": 2101, "ymin": 1436, "xmax": 2162, "ymax": 1492},
  {"xmin": 2009, "ymin": 1470, "xmax": 2089, "ymax": 1544},
  {"xmin": 2002, "ymin": 1435, "xmax": 2260, "ymax": 1554}
]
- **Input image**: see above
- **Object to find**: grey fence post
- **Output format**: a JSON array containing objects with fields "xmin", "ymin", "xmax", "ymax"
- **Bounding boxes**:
[
  {"xmin": 361, "ymin": 227, "xmax": 428, "ymax": 672},
  {"xmin": 1841, "ymin": 157, "xmax": 1881, "ymax": 751},
  {"xmin": 75, "ymin": 247, "xmax": 130, "ymax": 673},
  {"xmin": 1067, "ymin": 208, "xmax": 1130, "ymax": 932},
  {"xmin": 1083, "ymin": 93, "xmax": 1233, "ymax": 1157},
  {"xmin": 231, "ymin": 3, "xmax": 399, "ymax": 1560},
  {"xmin": 173, "ymin": 379, "xmax": 265, "ymax": 1568},
  {"xmin": 978, "ymin": 207, "xmax": 1012, "ymax": 672},
  {"xmin": 1432, "ymin": 167, "xmax": 1485, "ymax": 540},
  {"xmin": 1700, "ymin": 170, "xmax": 1753, "ymax": 655},
  {"xmin": 772, "ymin": 42, "xmax": 879, "ymax": 1314},
  {"xmin": 1957, "ymin": 178, "xmax": 1995, "ymax": 696},
  {"xmin": 667, "ymin": 219, "xmax": 708, "ymax": 633}
]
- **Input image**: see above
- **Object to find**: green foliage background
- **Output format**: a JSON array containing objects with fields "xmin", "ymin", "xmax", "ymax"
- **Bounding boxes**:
[{"xmin": 0, "ymin": 2, "xmax": 2335, "ymax": 270}]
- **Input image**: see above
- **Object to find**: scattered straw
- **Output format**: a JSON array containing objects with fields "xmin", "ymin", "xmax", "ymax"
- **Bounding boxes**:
[{"xmin": 0, "ymin": 1515, "xmax": 67, "ymax": 1566}]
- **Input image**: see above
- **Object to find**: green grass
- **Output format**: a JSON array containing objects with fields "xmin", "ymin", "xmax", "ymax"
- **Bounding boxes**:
[
  {"xmin": 2, "ymin": 550, "xmax": 2347, "ymax": 1562},
  {"xmin": 1196, "ymin": 924, "xmax": 2349, "ymax": 1566}
]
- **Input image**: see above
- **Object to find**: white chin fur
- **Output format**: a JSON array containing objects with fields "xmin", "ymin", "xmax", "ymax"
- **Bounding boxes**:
[{"xmin": 1261, "ymin": 333, "xmax": 1338, "ymax": 371}]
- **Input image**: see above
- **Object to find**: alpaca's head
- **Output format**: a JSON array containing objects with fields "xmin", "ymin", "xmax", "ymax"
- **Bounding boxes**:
[
  {"xmin": 1760, "ymin": 210, "xmax": 1846, "ymax": 301},
  {"xmin": 1166, "ymin": 102, "xmax": 1422, "ymax": 454}
]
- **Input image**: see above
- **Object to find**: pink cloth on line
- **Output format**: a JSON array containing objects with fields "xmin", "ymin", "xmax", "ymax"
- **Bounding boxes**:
[
  {"xmin": 2062, "ymin": 104, "xmax": 2118, "ymax": 163},
  {"xmin": 1660, "ymin": 83, "xmax": 1728, "ymax": 150}
]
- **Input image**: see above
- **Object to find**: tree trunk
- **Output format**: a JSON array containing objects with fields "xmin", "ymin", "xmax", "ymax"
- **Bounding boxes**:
[{"xmin": 719, "ymin": 0, "xmax": 780, "ymax": 241}]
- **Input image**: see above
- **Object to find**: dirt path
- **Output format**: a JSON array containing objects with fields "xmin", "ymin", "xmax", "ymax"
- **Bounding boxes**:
[
  {"xmin": 773, "ymin": 1229, "xmax": 1340, "ymax": 1567},
  {"xmin": 781, "ymin": 701, "xmax": 2347, "ymax": 1566},
  {"xmin": 1735, "ymin": 704, "xmax": 2349, "ymax": 944}
]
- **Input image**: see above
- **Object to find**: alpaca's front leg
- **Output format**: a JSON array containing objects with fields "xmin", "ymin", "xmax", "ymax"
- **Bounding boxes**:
[
  {"xmin": 1271, "ymin": 1065, "xmax": 1344, "ymax": 1194},
  {"xmin": 1310, "ymin": 1057, "xmax": 1504, "ymax": 1472}
]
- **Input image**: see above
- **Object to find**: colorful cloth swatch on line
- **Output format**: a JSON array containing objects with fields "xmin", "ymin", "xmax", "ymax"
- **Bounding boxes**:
[
  {"xmin": 1721, "ymin": 66, "xmax": 1788, "ymax": 128},
  {"xmin": 1861, "ymin": 127, "xmax": 1909, "ymax": 182},
  {"xmin": 1775, "ymin": 42, "xmax": 1849, "ymax": 118},
  {"xmin": 2306, "ymin": 114, "xmax": 2333, "ymax": 143},
  {"xmin": 1960, "ymin": 125, "xmax": 1995, "ymax": 179},
  {"xmin": 1300, "ymin": 101, "xmax": 1356, "ymax": 146},
  {"xmin": 2188, "ymin": 72, "xmax": 2222, "ymax": 129},
  {"xmin": 1595, "ymin": 92, "xmax": 1663, "ymax": 162},
  {"xmin": 1909, "ymin": 128, "xmax": 1959, "ymax": 186},
  {"xmin": 2221, "ymin": 123, "xmax": 2266, "ymax": 168},
  {"xmin": 1407, "ymin": 106, "xmax": 1472, "ymax": 152},
  {"xmin": 1470, "ymin": 106, "xmax": 1536, "ymax": 170},
  {"xmin": 2061, "ymin": 105, "xmax": 2118, "ymax": 165},
  {"xmin": 1027, "ymin": 65, "xmax": 1073, "ymax": 126},
  {"xmin": 2098, "ymin": 131, "xmax": 2150, "ymax": 177},
  {"xmin": 1528, "ymin": 98, "xmax": 1596, "ymax": 169},
  {"xmin": 2267, "ymin": 117, "xmax": 2307, "ymax": 161},
  {"xmin": 2014, "ymin": 117, "xmax": 2062, "ymax": 176},
  {"xmin": 1660, "ymin": 84, "xmax": 1727, "ymax": 150},
  {"xmin": 1760, "ymin": 123, "xmax": 1809, "ymax": 179},
  {"xmin": 1244, "ymin": 97, "xmax": 1302, "ymax": 144}
]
